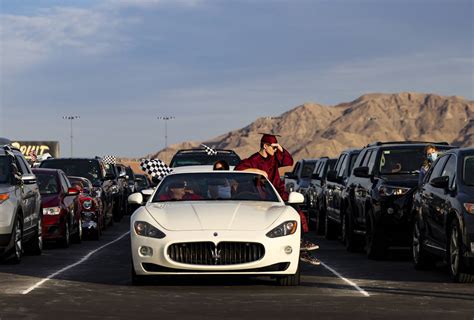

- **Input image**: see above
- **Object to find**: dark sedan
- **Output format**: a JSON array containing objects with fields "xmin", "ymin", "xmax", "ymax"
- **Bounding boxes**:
[{"xmin": 412, "ymin": 147, "xmax": 474, "ymax": 282}]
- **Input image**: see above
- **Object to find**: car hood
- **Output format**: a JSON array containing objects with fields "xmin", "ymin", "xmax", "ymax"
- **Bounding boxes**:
[
  {"xmin": 381, "ymin": 174, "xmax": 419, "ymax": 188},
  {"xmin": 145, "ymin": 201, "xmax": 287, "ymax": 231},
  {"xmin": 40, "ymin": 194, "xmax": 60, "ymax": 208},
  {"xmin": 171, "ymin": 166, "xmax": 236, "ymax": 173}
]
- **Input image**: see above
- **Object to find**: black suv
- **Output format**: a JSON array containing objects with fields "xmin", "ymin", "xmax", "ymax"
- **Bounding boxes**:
[
  {"xmin": 40, "ymin": 158, "xmax": 115, "ymax": 227},
  {"xmin": 169, "ymin": 149, "xmax": 241, "ymax": 168},
  {"xmin": 0, "ymin": 141, "xmax": 42, "ymax": 263},
  {"xmin": 412, "ymin": 147, "xmax": 474, "ymax": 282},
  {"xmin": 345, "ymin": 141, "xmax": 454, "ymax": 259},
  {"xmin": 324, "ymin": 149, "xmax": 361, "ymax": 240},
  {"xmin": 307, "ymin": 157, "xmax": 337, "ymax": 234},
  {"xmin": 104, "ymin": 163, "xmax": 127, "ymax": 222}
]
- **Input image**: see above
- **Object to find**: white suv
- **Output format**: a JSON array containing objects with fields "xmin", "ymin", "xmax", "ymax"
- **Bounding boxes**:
[{"xmin": 0, "ymin": 140, "xmax": 42, "ymax": 263}]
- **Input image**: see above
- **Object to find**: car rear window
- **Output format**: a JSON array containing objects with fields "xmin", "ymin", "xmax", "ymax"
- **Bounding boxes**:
[
  {"xmin": 463, "ymin": 155, "xmax": 474, "ymax": 186},
  {"xmin": 41, "ymin": 159, "xmax": 103, "ymax": 184},
  {"xmin": 170, "ymin": 153, "xmax": 241, "ymax": 167},
  {"xmin": 36, "ymin": 172, "xmax": 59, "ymax": 195},
  {"xmin": 0, "ymin": 156, "xmax": 11, "ymax": 183}
]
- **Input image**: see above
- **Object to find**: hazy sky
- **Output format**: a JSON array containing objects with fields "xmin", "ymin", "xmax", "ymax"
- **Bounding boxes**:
[{"xmin": 1, "ymin": 0, "xmax": 472, "ymax": 157}]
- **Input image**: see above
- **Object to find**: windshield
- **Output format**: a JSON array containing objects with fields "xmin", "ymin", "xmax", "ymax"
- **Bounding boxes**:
[
  {"xmin": 41, "ymin": 159, "xmax": 103, "ymax": 184},
  {"xmin": 136, "ymin": 175, "xmax": 149, "ymax": 188},
  {"xmin": 170, "ymin": 153, "xmax": 241, "ymax": 167},
  {"xmin": 36, "ymin": 172, "xmax": 59, "ymax": 195},
  {"xmin": 379, "ymin": 148, "xmax": 426, "ymax": 175},
  {"xmin": 0, "ymin": 156, "xmax": 11, "ymax": 183},
  {"xmin": 301, "ymin": 162, "xmax": 316, "ymax": 178},
  {"xmin": 152, "ymin": 172, "xmax": 279, "ymax": 202},
  {"xmin": 463, "ymin": 155, "xmax": 474, "ymax": 186}
]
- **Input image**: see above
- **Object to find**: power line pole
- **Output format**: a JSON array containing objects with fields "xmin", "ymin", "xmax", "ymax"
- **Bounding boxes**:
[
  {"xmin": 157, "ymin": 116, "xmax": 175, "ymax": 148},
  {"xmin": 63, "ymin": 115, "xmax": 80, "ymax": 157}
]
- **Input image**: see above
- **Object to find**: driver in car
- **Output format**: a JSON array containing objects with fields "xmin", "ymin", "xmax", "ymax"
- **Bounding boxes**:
[{"xmin": 159, "ymin": 181, "xmax": 203, "ymax": 201}]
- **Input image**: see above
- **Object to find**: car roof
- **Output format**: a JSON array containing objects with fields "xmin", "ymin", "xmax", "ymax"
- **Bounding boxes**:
[
  {"xmin": 366, "ymin": 141, "xmax": 451, "ymax": 148},
  {"xmin": 444, "ymin": 147, "xmax": 473, "ymax": 156},
  {"xmin": 32, "ymin": 168, "xmax": 62, "ymax": 175},
  {"xmin": 173, "ymin": 148, "xmax": 239, "ymax": 155}
]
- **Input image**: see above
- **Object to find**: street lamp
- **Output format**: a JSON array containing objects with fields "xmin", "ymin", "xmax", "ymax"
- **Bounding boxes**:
[
  {"xmin": 63, "ymin": 115, "xmax": 80, "ymax": 157},
  {"xmin": 157, "ymin": 116, "xmax": 175, "ymax": 148}
]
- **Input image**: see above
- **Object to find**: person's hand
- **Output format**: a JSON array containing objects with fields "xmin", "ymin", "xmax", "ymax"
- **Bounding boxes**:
[
  {"xmin": 271, "ymin": 143, "xmax": 283, "ymax": 152},
  {"xmin": 391, "ymin": 163, "xmax": 402, "ymax": 173}
]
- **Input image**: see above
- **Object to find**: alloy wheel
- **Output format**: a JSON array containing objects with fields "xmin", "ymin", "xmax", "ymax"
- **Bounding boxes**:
[
  {"xmin": 14, "ymin": 221, "xmax": 22, "ymax": 259},
  {"xmin": 450, "ymin": 226, "xmax": 460, "ymax": 276}
]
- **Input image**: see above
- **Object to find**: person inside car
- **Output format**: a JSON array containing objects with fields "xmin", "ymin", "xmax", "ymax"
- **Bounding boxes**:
[
  {"xmin": 213, "ymin": 160, "xmax": 230, "ymax": 171},
  {"xmin": 235, "ymin": 133, "xmax": 320, "ymax": 265},
  {"xmin": 159, "ymin": 181, "xmax": 202, "ymax": 201},
  {"xmin": 419, "ymin": 144, "xmax": 439, "ymax": 185}
]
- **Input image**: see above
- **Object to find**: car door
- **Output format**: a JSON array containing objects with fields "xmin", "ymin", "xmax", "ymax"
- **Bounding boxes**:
[
  {"xmin": 352, "ymin": 150, "xmax": 371, "ymax": 226},
  {"xmin": 326, "ymin": 155, "xmax": 344, "ymax": 221},
  {"xmin": 333, "ymin": 154, "xmax": 349, "ymax": 223},
  {"xmin": 14, "ymin": 155, "xmax": 36, "ymax": 230},
  {"xmin": 421, "ymin": 155, "xmax": 449, "ymax": 244},
  {"xmin": 59, "ymin": 173, "xmax": 75, "ymax": 227}
]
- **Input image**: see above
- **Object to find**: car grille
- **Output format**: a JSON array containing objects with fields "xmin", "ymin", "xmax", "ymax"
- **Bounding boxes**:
[{"xmin": 168, "ymin": 241, "xmax": 265, "ymax": 265}]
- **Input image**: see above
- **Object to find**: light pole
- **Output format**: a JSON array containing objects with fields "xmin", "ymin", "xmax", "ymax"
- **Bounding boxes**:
[
  {"xmin": 63, "ymin": 115, "xmax": 80, "ymax": 157},
  {"xmin": 157, "ymin": 116, "xmax": 175, "ymax": 148}
]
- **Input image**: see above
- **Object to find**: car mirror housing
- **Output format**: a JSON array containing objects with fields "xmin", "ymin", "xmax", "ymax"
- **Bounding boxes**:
[
  {"xmin": 287, "ymin": 192, "xmax": 305, "ymax": 204},
  {"xmin": 67, "ymin": 187, "xmax": 80, "ymax": 196},
  {"xmin": 430, "ymin": 176, "xmax": 449, "ymax": 189},
  {"xmin": 353, "ymin": 166, "xmax": 371, "ymax": 178},
  {"xmin": 128, "ymin": 192, "xmax": 143, "ymax": 205},
  {"xmin": 141, "ymin": 189, "xmax": 154, "ymax": 196},
  {"xmin": 21, "ymin": 174, "xmax": 37, "ymax": 185}
]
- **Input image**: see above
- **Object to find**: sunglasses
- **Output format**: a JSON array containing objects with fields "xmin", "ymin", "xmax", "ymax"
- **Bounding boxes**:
[{"xmin": 266, "ymin": 144, "xmax": 278, "ymax": 151}]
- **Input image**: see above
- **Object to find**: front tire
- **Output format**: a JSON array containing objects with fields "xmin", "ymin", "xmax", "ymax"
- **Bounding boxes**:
[
  {"xmin": 72, "ymin": 218, "xmax": 82, "ymax": 244},
  {"xmin": 26, "ymin": 217, "xmax": 42, "ymax": 255},
  {"xmin": 276, "ymin": 265, "xmax": 300, "ymax": 286},
  {"xmin": 412, "ymin": 217, "xmax": 435, "ymax": 270},
  {"xmin": 448, "ymin": 220, "xmax": 474, "ymax": 283},
  {"xmin": 9, "ymin": 216, "xmax": 23, "ymax": 264},
  {"xmin": 325, "ymin": 213, "xmax": 338, "ymax": 240},
  {"xmin": 365, "ymin": 209, "xmax": 385, "ymax": 260},
  {"xmin": 131, "ymin": 265, "xmax": 146, "ymax": 286},
  {"xmin": 59, "ymin": 220, "xmax": 70, "ymax": 248}
]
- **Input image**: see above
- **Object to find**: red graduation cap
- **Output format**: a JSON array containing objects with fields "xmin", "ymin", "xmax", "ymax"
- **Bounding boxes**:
[{"xmin": 259, "ymin": 133, "xmax": 281, "ymax": 145}]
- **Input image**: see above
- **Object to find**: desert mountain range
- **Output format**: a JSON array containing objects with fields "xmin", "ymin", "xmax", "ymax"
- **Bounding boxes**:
[{"xmin": 148, "ymin": 92, "xmax": 473, "ymax": 165}]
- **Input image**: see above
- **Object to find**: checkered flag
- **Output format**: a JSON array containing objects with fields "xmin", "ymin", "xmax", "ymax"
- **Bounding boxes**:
[
  {"xmin": 102, "ymin": 155, "xmax": 116, "ymax": 165},
  {"xmin": 140, "ymin": 159, "xmax": 173, "ymax": 179},
  {"xmin": 201, "ymin": 144, "xmax": 218, "ymax": 156}
]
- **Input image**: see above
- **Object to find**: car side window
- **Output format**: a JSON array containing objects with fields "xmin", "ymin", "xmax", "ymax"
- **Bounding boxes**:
[
  {"xmin": 337, "ymin": 155, "xmax": 348, "ymax": 177},
  {"xmin": 361, "ymin": 150, "xmax": 372, "ymax": 167},
  {"xmin": 292, "ymin": 162, "xmax": 300, "ymax": 175},
  {"xmin": 18, "ymin": 156, "xmax": 32, "ymax": 174},
  {"xmin": 14, "ymin": 155, "xmax": 28, "ymax": 175},
  {"xmin": 428, "ymin": 155, "xmax": 449, "ymax": 183},
  {"xmin": 59, "ymin": 174, "xmax": 69, "ymax": 193},
  {"xmin": 367, "ymin": 150, "xmax": 378, "ymax": 173},
  {"xmin": 355, "ymin": 150, "xmax": 367, "ymax": 168},
  {"xmin": 334, "ymin": 155, "xmax": 344, "ymax": 175},
  {"xmin": 441, "ymin": 155, "xmax": 457, "ymax": 188}
]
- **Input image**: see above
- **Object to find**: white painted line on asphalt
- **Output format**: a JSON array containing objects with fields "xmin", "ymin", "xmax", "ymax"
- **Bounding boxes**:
[
  {"xmin": 22, "ymin": 231, "xmax": 130, "ymax": 295},
  {"xmin": 320, "ymin": 261, "xmax": 370, "ymax": 297}
]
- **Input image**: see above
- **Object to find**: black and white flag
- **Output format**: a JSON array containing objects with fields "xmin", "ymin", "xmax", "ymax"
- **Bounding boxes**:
[
  {"xmin": 102, "ymin": 155, "xmax": 117, "ymax": 165},
  {"xmin": 140, "ymin": 159, "xmax": 173, "ymax": 179},
  {"xmin": 201, "ymin": 144, "xmax": 218, "ymax": 156}
]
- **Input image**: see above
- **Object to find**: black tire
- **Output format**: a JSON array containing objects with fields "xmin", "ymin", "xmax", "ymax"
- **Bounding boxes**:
[
  {"xmin": 412, "ymin": 217, "xmax": 435, "ymax": 270},
  {"xmin": 448, "ymin": 220, "xmax": 474, "ymax": 283},
  {"xmin": 131, "ymin": 265, "xmax": 146, "ymax": 286},
  {"xmin": 59, "ymin": 221, "xmax": 70, "ymax": 248},
  {"xmin": 342, "ymin": 211, "xmax": 359, "ymax": 252},
  {"xmin": 72, "ymin": 218, "xmax": 82, "ymax": 244},
  {"xmin": 276, "ymin": 265, "xmax": 300, "ymax": 286},
  {"xmin": 365, "ymin": 209, "xmax": 385, "ymax": 260},
  {"xmin": 316, "ymin": 206, "xmax": 326, "ymax": 235},
  {"xmin": 9, "ymin": 216, "xmax": 23, "ymax": 264},
  {"xmin": 92, "ymin": 227, "xmax": 100, "ymax": 241},
  {"xmin": 325, "ymin": 212, "xmax": 338, "ymax": 240},
  {"xmin": 26, "ymin": 217, "xmax": 43, "ymax": 255}
]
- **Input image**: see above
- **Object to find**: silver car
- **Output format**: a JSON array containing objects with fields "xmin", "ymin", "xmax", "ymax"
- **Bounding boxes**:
[{"xmin": 0, "ymin": 141, "xmax": 42, "ymax": 263}]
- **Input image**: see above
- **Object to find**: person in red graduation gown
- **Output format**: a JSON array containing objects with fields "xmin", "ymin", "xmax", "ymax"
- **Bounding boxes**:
[{"xmin": 235, "ymin": 134, "xmax": 320, "ymax": 265}]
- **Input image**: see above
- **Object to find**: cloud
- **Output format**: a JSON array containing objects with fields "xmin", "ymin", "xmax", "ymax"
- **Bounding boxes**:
[{"xmin": 106, "ymin": 0, "xmax": 204, "ymax": 8}]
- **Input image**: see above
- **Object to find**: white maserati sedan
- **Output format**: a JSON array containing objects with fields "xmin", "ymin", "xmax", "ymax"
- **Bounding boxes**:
[{"xmin": 128, "ymin": 171, "xmax": 304, "ymax": 286}]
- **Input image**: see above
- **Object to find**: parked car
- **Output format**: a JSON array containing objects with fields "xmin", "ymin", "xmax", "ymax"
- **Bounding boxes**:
[
  {"xmin": 169, "ymin": 148, "xmax": 241, "ymax": 170},
  {"xmin": 412, "ymin": 147, "xmax": 473, "ymax": 282},
  {"xmin": 0, "ymin": 141, "xmax": 42, "ymax": 263},
  {"xmin": 33, "ymin": 168, "xmax": 82, "ymax": 247},
  {"xmin": 125, "ymin": 166, "xmax": 137, "ymax": 194},
  {"xmin": 307, "ymin": 157, "xmax": 337, "ymax": 233},
  {"xmin": 135, "ymin": 174, "xmax": 152, "ymax": 193},
  {"xmin": 104, "ymin": 163, "xmax": 127, "ymax": 222},
  {"xmin": 115, "ymin": 163, "xmax": 131, "ymax": 216},
  {"xmin": 69, "ymin": 176, "xmax": 103, "ymax": 240},
  {"xmin": 345, "ymin": 141, "xmax": 454, "ymax": 258},
  {"xmin": 324, "ymin": 149, "xmax": 361, "ymax": 241},
  {"xmin": 128, "ymin": 171, "xmax": 304, "ymax": 286},
  {"xmin": 40, "ymin": 158, "xmax": 115, "ymax": 227},
  {"xmin": 284, "ymin": 159, "xmax": 318, "ymax": 197}
]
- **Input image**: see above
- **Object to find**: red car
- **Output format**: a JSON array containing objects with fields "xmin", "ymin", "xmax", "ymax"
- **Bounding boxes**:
[
  {"xmin": 32, "ymin": 168, "xmax": 82, "ymax": 247},
  {"xmin": 68, "ymin": 176, "xmax": 104, "ymax": 240}
]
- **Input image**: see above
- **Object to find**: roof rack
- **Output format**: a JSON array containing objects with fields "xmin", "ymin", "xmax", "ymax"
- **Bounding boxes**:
[
  {"xmin": 367, "ymin": 141, "xmax": 450, "ymax": 147},
  {"xmin": 174, "ymin": 148, "xmax": 238, "ymax": 155}
]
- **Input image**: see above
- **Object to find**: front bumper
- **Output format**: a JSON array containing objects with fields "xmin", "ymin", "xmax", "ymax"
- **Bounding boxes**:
[
  {"xmin": 131, "ymin": 229, "xmax": 300, "ymax": 276},
  {"xmin": 42, "ymin": 215, "xmax": 66, "ymax": 240},
  {"xmin": 81, "ymin": 211, "xmax": 99, "ymax": 230}
]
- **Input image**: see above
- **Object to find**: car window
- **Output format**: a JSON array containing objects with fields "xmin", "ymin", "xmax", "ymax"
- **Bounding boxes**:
[
  {"xmin": 301, "ymin": 162, "xmax": 316, "ymax": 178},
  {"xmin": 361, "ymin": 150, "xmax": 372, "ymax": 167},
  {"xmin": 170, "ymin": 153, "xmax": 241, "ymax": 167},
  {"xmin": 18, "ymin": 156, "xmax": 32, "ymax": 174},
  {"xmin": 428, "ymin": 155, "xmax": 449, "ymax": 183},
  {"xmin": 153, "ymin": 172, "xmax": 279, "ymax": 202},
  {"xmin": 337, "ymin": 155, "xmax": 348, "ymax": 177},
  {"xmin": 348, "ymin": 153, "xmax": 359, "ymax": 175},
  {"xmin": 334, "ymin": 155, "xmax": 344, "ymax": 174},
  {"xmin": 367, "ymin": 150, "xmax": 378, "ymax": 173},
  {"xmin": 15, "ymin": 155, "xmax": 29, "ymax": 175},
  {"xmin": 0, "ymin": 156, "xmax": 11, "ymax": 183},
  {"xmin": 292, "ymin": 162, "xmax": 300, "ymax": 175},
  {"xmin": 36, "ymin": 172, "xmax": 59, "ymax": 195},
  {"xmin": 441, "ymin": 155, "xmax": 457, "ymax": 188},
  {"xmin": 379, "ymin": 148, "xmax": 425, "ymax": 175},
  {"xmin": 313, "ymin": 161, "xmax": 322, "ymax": 175},
  {"xmin": 463, "ymin": 155, "xmax": 474, "ymax": 186},
  {"xmin": 41, "ymin": 159, "xmax": 102, "ymax": 184},
  {"xmin": 356, "ymin": 149, "xmax": 368, "ymax": 168},
  {"xmin": 59, "ymin": 173, "xmax": 69, "ymax": 193}
]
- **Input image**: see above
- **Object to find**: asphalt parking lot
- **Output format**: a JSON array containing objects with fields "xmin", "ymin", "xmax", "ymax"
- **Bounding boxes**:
[{"xmin": 1, "ymin": 218, "xmax": 473, "ymax": 320}]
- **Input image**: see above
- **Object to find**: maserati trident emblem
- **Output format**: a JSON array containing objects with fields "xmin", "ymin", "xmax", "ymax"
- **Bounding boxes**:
[
  {"xmin": 213, "ymin": 232, "xmax": 218, "ymax": 237},
  {"xmin": 210, "ymin": 246, "xmax": 222, "ymax": 264}
]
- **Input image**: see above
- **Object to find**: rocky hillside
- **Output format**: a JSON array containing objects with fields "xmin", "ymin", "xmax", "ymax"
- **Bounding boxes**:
[{"xmin": 148, "ymin": 92, "xmax": 473, "ymax": 164}]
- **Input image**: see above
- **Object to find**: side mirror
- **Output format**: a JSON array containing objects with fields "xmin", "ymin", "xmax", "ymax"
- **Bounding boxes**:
[
  {"xmin": 287, "ymin": 192, "xmax": 305, "ymax": 204},
  {"xmin": 21, "ymin": 174, "xmax": 37, "ymax": 185},
  {"xmin": 141, "ymin": 189, "xmax": 154, "ymax": 196},
  {"xmin": 430, "ymin": 176, "xmax": 449, "ymax": 189},
  {"xmin": 326, "ymin": 170, "xmax": 337, "ymax": 182},
  {"xmin": 353, "ymin": 166, "xmax": 371, "ymax": 178},
  {"xmin": 128, "ymin": 192, "xmax": 143, "ymax": 205},
  {"xmin": 67, "ymin": 187, "xmax": 80, "ymax": 196}
]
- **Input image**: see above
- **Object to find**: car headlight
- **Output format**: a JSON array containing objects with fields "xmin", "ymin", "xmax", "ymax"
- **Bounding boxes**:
[
  {"xmin": 83, "ymin": 199, "xmax": 93, "ymax": 210},
  {"xmin": 464, "ymin": 203, "xmax": 474, "ymax": 215},
  {"xmin": 0, "ymin": 193, "xmax": 9, "ymax": 204},
  {"xmin": 43, "ymin": 207, "xmax": 61, "ymax": 215},
  {"xmin": 134, "ymin": 221, "xmax": 166, "ymax": 239},
  {"xmin": 266, "ymin": 221, "xmax": 298, "ymax": 238},
  {"xmin": 378, "ymin": 186, "xmax": 410, "ymax": 197}
]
